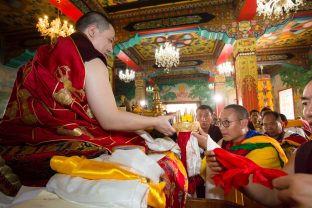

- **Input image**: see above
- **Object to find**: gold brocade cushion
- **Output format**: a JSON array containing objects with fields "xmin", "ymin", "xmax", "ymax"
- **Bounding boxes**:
[
  {"xmin": 0, "ymin": 156, "xmax": 22, "ymax": 196},
  {"xmin": 0, "ymin": 141, "xmax": 108, "ymax": 156},
  {"xmin": 0, "ymin": 141, "xmax": 109, "ymax": 187}
]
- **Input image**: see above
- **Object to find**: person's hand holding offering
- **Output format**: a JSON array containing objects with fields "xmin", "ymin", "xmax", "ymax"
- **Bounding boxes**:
[
  {"xmin": 154, "ymin": 115, "xmax": 176, "ymax": 136},
  {"xmin": 192, "ymin": 127, "xmax": 208, "ymax": 149},
  {"xmin": 205, "ymin": 150, "xmax": 224, "ymax": 176}
]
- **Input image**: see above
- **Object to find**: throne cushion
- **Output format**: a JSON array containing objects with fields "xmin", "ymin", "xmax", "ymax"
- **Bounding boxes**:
[
  {"xmin": 0, "ymin": 141, "xmax": 108, "ymax": 187},
  {"xmin": 0, "ymin": 156, "xmax": 22, "ymax": 196}
]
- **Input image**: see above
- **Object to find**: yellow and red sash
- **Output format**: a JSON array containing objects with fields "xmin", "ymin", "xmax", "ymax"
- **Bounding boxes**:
[
  {"xmin": 201, "ymin": 134, "xmax": 288, "ymax": 179},
  {"xmin": 239, "ymin": 136, "xmax": 288, "ymax": 168}
]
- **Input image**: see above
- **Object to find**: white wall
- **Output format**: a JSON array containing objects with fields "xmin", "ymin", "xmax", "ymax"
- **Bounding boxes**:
[{"xmin": 271, "ymin": 73, "xmax": 304, "ymax": 118}]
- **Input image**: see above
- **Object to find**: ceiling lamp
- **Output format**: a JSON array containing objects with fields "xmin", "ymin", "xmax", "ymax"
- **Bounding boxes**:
[
  {"xmin": 208, "ymin": 83, "xmax": 215, "ymax": 90},
  {"xmin": 146, "ymin": 86, "xmax": 154, "ymax": 93},
  {"xmin": 155, "ymin": 42, "xmax": 180, "ymax": 72},
  {"xmin": 257, "ymin": 0, "xmax": 305, "ymax": 19},
  {"xmin": 119, "ymin": 67, "xmax": 135, "ymax": 83},
  {"xmin": 217, "ymin": 61, "xmax": 234, "ymax": 77},
  {"xmin": 36, "ymin": 0, "xmax": 75, "ymax": 42},
  {"xmin": 37, "ymin": 16, "xmax": 75, "ymax": 42}
]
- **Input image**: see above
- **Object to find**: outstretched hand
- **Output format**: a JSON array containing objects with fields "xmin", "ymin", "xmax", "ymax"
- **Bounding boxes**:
[
  {"xmin": 205, "ymin": 150, "xmax": 224, "ymax": 174},
  {"xmin": 192, "ymin": 127, "xmax": 208, "ymax": 149},
  {"xmin": 273, "ymin": 173, "xmax": 312, "ymax": 207},
  {"xmin": 154, "ymin": 115, "xmax": 176, "ymax": 136}
]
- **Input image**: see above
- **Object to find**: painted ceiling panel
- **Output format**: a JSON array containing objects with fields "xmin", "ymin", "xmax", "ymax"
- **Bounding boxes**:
[
  {"xmin": 99, "ymin": 0, "xmax": 197, "ymax": 11},
  {"xmin": 0, "ymin": 0, "xmax": 57, "ymax": 32},
  {"xmin": 256, "ymin": 17, "xmax": 312, "ymax": 49},
  {"xmin": 0, "ymin": 0, "xmax": 311, "ymax": 80},
  {"xmin": 135, "ymin": 32, "xmax": 217, "ymax": 60}
]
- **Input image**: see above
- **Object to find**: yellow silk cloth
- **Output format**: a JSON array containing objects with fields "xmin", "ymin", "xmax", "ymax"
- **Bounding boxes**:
[
  {"xmin": 286, "ymin": 119, "xmax": 305, "ymax": 128},
  {"xmin": 50, "ymin": 155, "xmax": 166, "ymax": 208},
  {"xmin": 242, "ymin": 136, "xmax": 288, "ymax": 167}
]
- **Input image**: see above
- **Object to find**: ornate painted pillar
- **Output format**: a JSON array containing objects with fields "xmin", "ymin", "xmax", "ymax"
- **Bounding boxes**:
[
  {"xmin": 214, "ymin": 74, "xmax": 226, "ymax": 116},
  {"xmin": 233, "ymin": 38, "xmax": 259, "ymax": 112},
  {"xmin": 258, "ymin": 74, "xmax": 274, "ymax": 111},
  {"xmin": 106, "ymin": 55, "xmax": 114, "ymax": 87},
  {"xmin": 134, "ymin": 71, "xmax": 146, "ymax": 104}
]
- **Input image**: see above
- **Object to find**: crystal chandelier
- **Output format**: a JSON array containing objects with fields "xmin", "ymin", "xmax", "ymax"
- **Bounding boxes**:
[
  {"xmin": 118, "ymin": 67, "xmax": 135, "ymax": 83},
  {"xmin": 208, "ymin": 83, "xmax": 215, "ymax": 90},
  {"xmin": 217, "ymin": 62, "xmax": 234, "ymax": 77},
  {"xmin": 257, "ymin": 0, "xmax": 305, "ymax": 19},
  {"xmin": 146, "ymin": 86, "xmax": 154, "ymax": 93},
  {"xmin": 155, "ymin": 42, "xmax": 180, "ymax": 72},
  {"xmin": 37, "ymin": 9, "xmax": 75, "ymax": 43}
]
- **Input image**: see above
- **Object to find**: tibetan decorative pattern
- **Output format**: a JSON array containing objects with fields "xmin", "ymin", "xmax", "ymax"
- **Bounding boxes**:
[
  {"xmin": 258, "ymin": 74, "xmax": 274, "ymax": 110},
  {"xmin": 53, "ymin": 65, "xmax": 85, "ymax": 106},
  {"xmin": 257, "ymin": 53, "xmax": 294, "ymax": 62},
  {"xmin": 124, "ymin": 13, "xmax": 215, "ymax": 31},
  {"xmin": 203, "ymin": 19, "xmax": 285, "ymax": 40},
  {"xmin": 234, "ymin": 38, "xmax": 259, "ymax": 110},
  {"xmin": 256, "ymin": 17, "xmax": 312, "ymax": 50},
  {"xmin": 214, "ymin": 74, "xmax": 226, "ymax": 83},
  {"xmin": 70, "ymin": 0, "xmax": 94, "ymax": 13},
  {"xmin": 0, "ymin": 1, "xmax": 56, "ymax": 30},
  {"xmin": 135, "ymin": 32, "xmax": 216, "ymax": 60},
  {"xmin": 233, "ymin": 38, "xmax": 256, "ymax": 57},
  {"xmin": 53, "ymin": 89, "xmax": 74, "ymax": 106},
  {"xmin": 242, "ymin": 75, "xmax": 259, "ymax": 111}
]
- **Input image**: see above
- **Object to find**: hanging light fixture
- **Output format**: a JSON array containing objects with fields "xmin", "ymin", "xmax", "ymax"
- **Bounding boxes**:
[
  {"xmin": 36, "ymin": 0, "xmax": 75, "ymax": 42},
  {"xmin": 118, "ymin": 67, "xmax": 135, "ymax": 83},
  {"xmin": 257, "ymin": 0, "xmax": 305, "ymax": 19},
  {"xmin": 146, "ymin": 86, "xmax": 154, "ymax": 93},
  {"xmin": 217, "ymin": 61, "xmax": 234, "ymax": 77},
  {"xmin": 260, "ymin": 65, "xmax": 264, "ymax": 74},
  {"xmin": 208, "ymin": 83, "xmax": 215, "ymax": 90},
  {"xmin": 155, "ymin": 37, "xmax": 180, "ymax": 72}
]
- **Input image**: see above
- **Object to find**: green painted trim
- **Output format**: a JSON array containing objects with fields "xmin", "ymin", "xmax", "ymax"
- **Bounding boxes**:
[
  {"xmin": 6, "ymin": 49, "xmax": 35, "ymax": 68},
  {"xmin": 230, "ymin": 142, "xmax": 285, "ymax": 167},
  {"xmin": 197, "ymin": 27, "xmax": 236, "ymax": 45},
  {"xmin": 146, "ymin": 67, "xmax": 210, "ymax": 79},
  {"xmin": 113, "ymin": 33, "xmax": 141, "ymax": 55}
]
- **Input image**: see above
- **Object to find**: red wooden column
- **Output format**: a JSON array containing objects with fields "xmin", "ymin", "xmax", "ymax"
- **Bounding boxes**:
[{"xmin": 233, "ymin": 38, "xmax": 259, "ymax": 112}]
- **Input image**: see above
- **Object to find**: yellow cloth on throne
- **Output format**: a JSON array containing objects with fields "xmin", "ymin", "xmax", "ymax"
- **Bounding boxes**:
[{"xmin": 50, "ymin": 155, "xmax": 166, "ymax": 208}]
